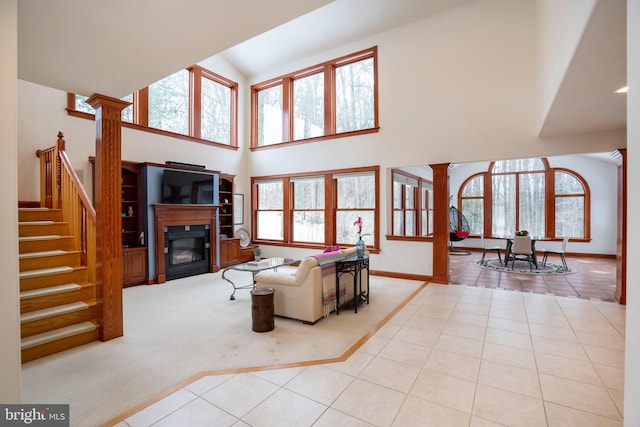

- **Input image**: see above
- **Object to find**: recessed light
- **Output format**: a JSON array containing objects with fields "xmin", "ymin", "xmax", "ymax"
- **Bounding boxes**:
[{"xmin": 614, "ymin": 86, "xmax": 628, "ymax": 94}]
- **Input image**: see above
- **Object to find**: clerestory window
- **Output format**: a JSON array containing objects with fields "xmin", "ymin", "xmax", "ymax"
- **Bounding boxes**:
[
  {"xmin": 68, "ymin": 65, "xmax": 238, "ymax": 148},
  {"xmin": 252, "ymin": 47, "xmax": 379, "ymax": 148}
]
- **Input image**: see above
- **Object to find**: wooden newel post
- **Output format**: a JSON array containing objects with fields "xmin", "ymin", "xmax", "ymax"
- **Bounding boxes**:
[
  {"xmin": 86, "ymin": 94, "xmax": 131, "ymax": 341},
  {"xmin": 430, "ymin": 163, "xmax": 451, "ymax": 284}
]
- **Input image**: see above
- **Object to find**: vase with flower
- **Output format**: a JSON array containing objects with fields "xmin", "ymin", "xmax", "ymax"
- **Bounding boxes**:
[{"xmin": 353, "ymin": 216, "xmax": 366, "ymax": 258}]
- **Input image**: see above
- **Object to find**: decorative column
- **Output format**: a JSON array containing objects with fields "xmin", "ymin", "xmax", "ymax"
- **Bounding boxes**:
[
  {"xmin": 430, "ymin": 163, "xmax": 450, "ymax": 284},
  {"xmin": 86, "ymin": 94, "xmax": 130, "ymax": 340}
]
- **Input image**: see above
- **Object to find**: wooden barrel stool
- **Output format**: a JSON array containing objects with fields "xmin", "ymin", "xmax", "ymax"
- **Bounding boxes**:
[{"xmin": 251, "ymin": 288, "xmax": 275, "ymax": 332}]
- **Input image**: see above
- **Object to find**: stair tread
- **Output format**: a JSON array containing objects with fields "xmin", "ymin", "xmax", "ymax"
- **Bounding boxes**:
[
  {"xmin": 21, "ymin": 301, "xmax": 89, "ymax": 323},
  {"xmin": 19, "ymin": 266, "xmax": 74, "ymax": 278},
  {"xmin": 19, "ymin": 235, "xmax": 63, "ymax": 242},
  {"xmin": 21, "ymin": 322, "xmax": 97, "ymax": 350},
  {"xmin": 18, "ymin": 207, "xmax": 50, "ymax": 211},
  {"xmin": 19, "ymin": 250, "xmax": 67, "ymax": 259},
  {"xmin": 21, "ymin": 283, "xmax": 82, "ymax": 300}
]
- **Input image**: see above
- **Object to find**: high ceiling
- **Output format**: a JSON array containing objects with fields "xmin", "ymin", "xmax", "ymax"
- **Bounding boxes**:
[{"xmin": 17, "ymin": 0, "xmax": 626, "ymax": 138}]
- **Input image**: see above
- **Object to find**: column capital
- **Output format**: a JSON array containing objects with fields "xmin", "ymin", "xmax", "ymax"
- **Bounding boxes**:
[{"xmin": 85, "ymin": 93, "xmax": 131, "ymax": 111}]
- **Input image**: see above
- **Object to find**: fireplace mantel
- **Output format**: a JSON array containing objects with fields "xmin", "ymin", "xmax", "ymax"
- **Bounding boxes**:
[{"xmin": 153, "ymin": 204, "xmax": 220, "ymax": 283}]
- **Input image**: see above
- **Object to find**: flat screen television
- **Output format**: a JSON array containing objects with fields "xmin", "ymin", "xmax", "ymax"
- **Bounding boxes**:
[{"xmin": 162, "ymin": 169, "xmax": 214, "ymax": 204}]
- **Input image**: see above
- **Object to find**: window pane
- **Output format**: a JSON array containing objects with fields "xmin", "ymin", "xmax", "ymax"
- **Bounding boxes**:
[
  {"xmin": 75, "ymin": 94, "xmax": 132, "ymax": 121},
  {"xmin": 336, "ymin": 210, "xmax": 374, "ymax": 245},
  {"xmin": 121, "ymin": 94, "xmax": 133, "ymax": 123},
  {"xmin": 492, "ymin": 174, "xmax": 516, "ymax": 236},
  {"xmin": 293, "ymin": 177, "xmax": 324, "ymax": 209},
  {"xmin": 336, "ymin": 174, "xmax": 375, "ymax": 209},
  {"xmin": 336, "ymin": 173, "xmax": 375, "ymax": 245},
  {"xmin": 462, "ymin": 199, "xmax": 483, "ymax": 235},
  {"xmin": 293, "ymin": 73, "xmax": 324, "ymax": 140},
  {"xmin": 404, "ymin": 186, "xmax": 415, "ymax": 209},
  {"xmin": 293, "ymin": 211, "xmax": 324, "ymax": 242},
  {"xmin": 256, "ymin": 211, "xmax": 283, "ymax": 240},
  {"xmin": 257, "ymin": 85, "xmax": 283, "ymax": 146},
  {"xmin": 555, "ymin": 171, "xmax": 583, "ymax": 194},
  {"xmin": 393, "ymin": 211, "xmax": 404, "ymax": 235},
  {"xmin": 292, "ymin": 177, "xmax": 324, "ymax": 243},
  {"xmin": 257, "ymin": 181, "xmax": 283, "ymax": 210},
  {"xmin": 148, "ymin": 69, "xmax": 189, "ymax": 135},
  {"xmin": 75, "ymin": 94, "xmax": 95, "ymax": 114},
  {"xmin": 492, "ymin": 158, "xmax": 545, "ymax": 173},
  {"xmin": 462, "ymin": 175, "xmax": 483, "ymax": 197},
  {"xmin": 556, "ymin": 196, "xmax": 584, "ymax": 237},
  {"xmin": 201, "ymin": 77, "xmax": 231, "ymax": 144},
  {"xmin": 519, "ymin": 173, "xmax": 545, "ymax": 236},
  {"xmin": 336, "ymin": 58, "xmax": 374, "ymax": 133},
  {"xmin": 405, "ymin": 211, "xmax": 416, "ymax": 236},
  {"xmin": 393, "ymin": 181, "xmax": 402, "ymax": 209}
]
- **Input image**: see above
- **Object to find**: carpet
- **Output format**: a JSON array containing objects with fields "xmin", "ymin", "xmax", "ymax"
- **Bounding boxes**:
[
  {"xmin": 475, "ymin": 258, "xmax": 574, "ymax": 275},
  {"xmin": 20, "ymin": 269, "xmax": 424, "ymax": 427}
]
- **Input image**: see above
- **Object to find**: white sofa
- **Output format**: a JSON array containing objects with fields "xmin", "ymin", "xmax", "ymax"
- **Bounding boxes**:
[{"xmin": 254, "ymin": 247, "xmax": 365, "ymax": 324}]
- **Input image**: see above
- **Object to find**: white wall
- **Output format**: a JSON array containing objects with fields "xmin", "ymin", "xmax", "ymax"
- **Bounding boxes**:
[
  {"xmin": 625, "ymin": 0, "xmax": 639, "ymax": 423},
  {"xmin": 536, "ymin": 0, "xmax": 597, "ymax": 129},
  {"xmin": 0, "ymin": 0, "xmax": 22, "ymax": 403}
]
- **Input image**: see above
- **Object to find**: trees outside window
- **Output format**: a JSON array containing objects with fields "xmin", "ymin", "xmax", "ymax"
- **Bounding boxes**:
[
  {"xmin": 148, "ymin": 69, "xmax": 189, "ymax": 135},
  {"xmin": 335, "ymin": 172, "xmax": 376, "ymax": 245},
  {"xmin": 252, "ymin": 47, "xmax": 378, "ymax": 147},
  {"xmin": 68, "ymin": 65, "xmax": 238, "ymax": 148},
  {"xmin": 256, "ymin": 180, "xmax": 284, "ymax": 240},
  {"xmin": 257, "ymin": 84, "xmax": 283, "ymax": 146},
  {"xmin": 291, "ymin": 176, "xmax": 325, "ymax": 243},
  {"xmin": 293, "ymin": 73, "xmax": 324, "ymax": 140},
  {"xmin": 252, "ymin": 167, "xmax": 379, "ymax": 250},
  {"xmin": 458, "ymin": 158, "xmax": 589, "ymax": 239}
]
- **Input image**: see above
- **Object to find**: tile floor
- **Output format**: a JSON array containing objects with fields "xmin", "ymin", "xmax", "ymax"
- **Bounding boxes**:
[
  {"xmin": 113, "ymin": 283, "xmax": 625, "ymax": 427},
  {"xmin": 449, "ymin": 251, "xmax": 618, "ymax": 302}
]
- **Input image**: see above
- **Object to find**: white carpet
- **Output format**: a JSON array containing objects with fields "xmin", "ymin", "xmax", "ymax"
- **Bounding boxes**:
[{"xmin": 20, "ymin": 269, "xmax": 424, "ymax": 427}]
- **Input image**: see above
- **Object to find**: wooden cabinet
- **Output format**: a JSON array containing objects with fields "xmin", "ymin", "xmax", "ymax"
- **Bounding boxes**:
[
  {"xmin": 220, "ymin": 237, "xmax": 241, "ymax": 267},
  {"xmin": 123, "ymin": 247, "xmax": 147, "ymax": 287},
  {"xmin": 220, "ymin": 237, "xmax": 257, "ymax": 267},
  {"xmin": 219, "ymin": 175, "xmax": 234, "ymax": 239}
]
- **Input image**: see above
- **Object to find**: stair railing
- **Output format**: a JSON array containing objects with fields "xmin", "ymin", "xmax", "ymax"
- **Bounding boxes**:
[{"xmin": 36, "ymin": 132, "xmax": 97, "ymax": 284}]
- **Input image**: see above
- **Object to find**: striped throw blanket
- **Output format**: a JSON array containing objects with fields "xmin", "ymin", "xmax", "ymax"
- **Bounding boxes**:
[{"xmin": 311, "ymin": 250, "xmax": 346, "ymax": 317}]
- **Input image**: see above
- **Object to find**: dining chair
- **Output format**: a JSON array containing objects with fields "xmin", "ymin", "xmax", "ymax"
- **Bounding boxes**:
[
  {"xmin": 480, "ymin": 234, "xmax": 503, "ymax": 265},
  {"xmin": 511, "ymin": 235, "xmax": 534, "ymax": 271},
  {"xmin": 542, "ymin": 236, "xmax": 569, "ymax": 270}
]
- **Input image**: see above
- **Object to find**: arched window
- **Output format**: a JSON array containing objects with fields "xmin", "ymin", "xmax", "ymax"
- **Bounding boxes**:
[{"xmin": 458, "ymin": 158, "xmax": 589, "ymax": 239}]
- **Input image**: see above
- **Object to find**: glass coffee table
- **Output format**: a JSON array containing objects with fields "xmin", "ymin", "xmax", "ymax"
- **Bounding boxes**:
[{"xmin": 222, "ymin": 257, "xmax": 298, "ymax": 300}]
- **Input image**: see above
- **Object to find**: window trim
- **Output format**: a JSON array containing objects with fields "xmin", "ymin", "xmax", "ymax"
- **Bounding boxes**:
[
  {"xmin": 250, "ymin": 46, "xmax": 379, "ymax": 150},
  {"xmin": 66, "ymin": 64, "xmax": 239, "ymax": 150},
  {"xmin": 251, "ymin": 166, "xmax": 380, "ymax": 252}
]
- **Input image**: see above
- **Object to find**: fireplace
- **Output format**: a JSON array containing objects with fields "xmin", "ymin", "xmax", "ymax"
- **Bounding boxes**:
[
  {"xmin": 164, "ymin": 225, "xmax": 209, "ymax": 280},
  {"xmin": 153, "ymin": 204, "xmax": 219, "ymax": 284}
]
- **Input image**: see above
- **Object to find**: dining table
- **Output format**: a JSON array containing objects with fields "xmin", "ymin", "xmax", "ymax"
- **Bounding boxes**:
[{"xmin": 499, "ymin": 235, "xmax": 551, "ymax": 268}]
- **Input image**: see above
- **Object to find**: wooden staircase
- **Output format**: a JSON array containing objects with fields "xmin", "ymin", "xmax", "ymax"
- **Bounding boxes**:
[{"xmin": 19, "ymin": 207, "xmax": 99, "ymax": 362}]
